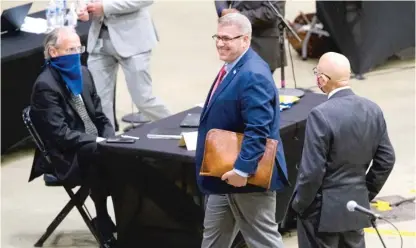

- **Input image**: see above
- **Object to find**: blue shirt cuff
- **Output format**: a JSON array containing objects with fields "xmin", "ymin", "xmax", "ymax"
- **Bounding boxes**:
[{"xmin": 233, "ymin": 169, "xmax": 249, "ymax": 177}]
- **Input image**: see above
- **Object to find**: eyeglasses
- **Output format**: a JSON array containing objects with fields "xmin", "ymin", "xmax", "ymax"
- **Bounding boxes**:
[
  {"xmin": 313, "ymin": 67, "xmax": 331, "ymax": 80},
  {"xmin": 212, "ymin": 34, "xmax": 244, "ymax": 43},
  {"xmin": 64, "ymin": 45, "xmax": 86, "ymax": 54},
  {"xmin": 52, "ymin": 45, "xmax": 86, "ymax": 54}
]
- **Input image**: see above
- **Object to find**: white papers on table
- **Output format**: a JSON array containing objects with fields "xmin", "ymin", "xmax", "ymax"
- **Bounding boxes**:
[
  {"xmin": 20, "ymin": 16, "xmax": 48, "ymax": 34},
  {"xmin": 147, "ymin": 127, "xmax": 183, "ymax": 139},
  {"xmin": 178, "ymin": 131, "xmax": 198, "ymax": 151}
]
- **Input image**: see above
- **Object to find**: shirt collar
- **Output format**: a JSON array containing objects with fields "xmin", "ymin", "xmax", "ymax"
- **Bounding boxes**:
[
  {"xmin": 328, "ymin": 86, "xmax": 351, "ymax": 99},
  {"xmin": 224, "ymin": 48, "xmax": 249, "ymax": 73}
]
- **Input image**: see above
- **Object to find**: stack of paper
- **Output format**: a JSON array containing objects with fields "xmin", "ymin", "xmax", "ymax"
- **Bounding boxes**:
[
  {"xmin": 20, "ymin": 16, "xmax": 48, "ymax": 34},
  {"xmin": 279, "ymin": 95, "xmax": 300, "ymax": 111},
  {"xmin": 178, "ymin": 131, "xmax": 198, "ymax": 151}
]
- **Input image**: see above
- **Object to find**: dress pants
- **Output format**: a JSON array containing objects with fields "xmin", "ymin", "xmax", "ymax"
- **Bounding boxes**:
[
  {"xmin": 297, "ymin": 213, "xmax": 365, "ymax": 248},
  {"xmin": 87, "ymin": 29, "xmax": 171, "ymax": 128},
  {"xmin": 201, "ymin": 192, "xmax": 284, "ymax": 248},
  {"xmin": 76, "ymin": 142, "xmax": 110, "ymax": 200}
]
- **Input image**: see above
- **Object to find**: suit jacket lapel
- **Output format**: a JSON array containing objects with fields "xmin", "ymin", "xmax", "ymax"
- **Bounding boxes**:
[
  {"xmin": 200, "ymin": 75, "xmax": 218, "ymax": 119},
  {"xmin": 80, "ymin": 71, "xmax": 95, "ymax": 116},
  {"xmin": 200, "ymin": 48, "xmax": 253, "ymax": 122},
  {"xmin": 49, "ymin": 66, "xmax": 94, "ymax": 118}
]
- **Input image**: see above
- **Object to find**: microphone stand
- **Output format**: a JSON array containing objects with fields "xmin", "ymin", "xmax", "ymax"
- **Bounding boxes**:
[
  {"xmin": 370, "ymin": 216, "xmax": 387, "ymax": 248},
  {"xmin": 268, "ymin": 1, "xmax": 305, "ymax": 98}
]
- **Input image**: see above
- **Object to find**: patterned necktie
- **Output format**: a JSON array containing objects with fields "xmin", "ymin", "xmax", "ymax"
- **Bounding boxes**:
[
  {"xmin": 70, "ymin": 94, "xmax": 98, "ymax": 136},
  {"xmin": 208, "ymin": 65, "xmax": 227, "ymax": 103}
]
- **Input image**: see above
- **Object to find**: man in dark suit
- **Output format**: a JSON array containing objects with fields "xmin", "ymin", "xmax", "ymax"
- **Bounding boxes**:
[
  {"xmin": 215, "ymin": 0, "xmax": 286, "ymax": 73},
  {"xmin": 195, "ymin": 13, "xmax": 289, "ymax": 247},
  {"xmin": 29, "ymin": 27, "xmax": 116, "ymax": 247},
  {"xmin": 283, "ymin": 52, "xmax": 395, "ymax": 248}
]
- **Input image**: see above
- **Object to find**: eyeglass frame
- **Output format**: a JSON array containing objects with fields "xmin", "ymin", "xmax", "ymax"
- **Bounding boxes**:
[
  {"xmin": 50, "ymin": 45, "xmax": 86, "ymax": 55},
  {"xmin": 313, "ymin": 67, "xmax": 331, "ymax": 80},
  {"xmin": 212, "ymin": 34, "xmax": 245, "ymax": 43}
]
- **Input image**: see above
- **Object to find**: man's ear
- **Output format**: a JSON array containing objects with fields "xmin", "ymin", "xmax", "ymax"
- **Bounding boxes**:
[
  {"xmin": 317, "ymin": 75, "xmax": 328, "ymax": 89},
  {"xmin": 49, "ymin": 47, "xmax": 58, "ymax": 58}
]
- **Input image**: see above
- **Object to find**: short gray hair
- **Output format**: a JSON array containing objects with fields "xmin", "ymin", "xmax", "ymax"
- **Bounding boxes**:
[
  {"xmin": 43, "ymin": 27, "xmax": 76, "ymax": 59},
  {"xmin": 218, "ymin": 13, "xmax": 252, "ymax": 36}
]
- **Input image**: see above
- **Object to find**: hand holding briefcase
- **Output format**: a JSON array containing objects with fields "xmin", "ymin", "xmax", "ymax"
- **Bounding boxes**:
[{"xmin": 200, "ymin": 129, "xmax": 278, "ymax": 189}]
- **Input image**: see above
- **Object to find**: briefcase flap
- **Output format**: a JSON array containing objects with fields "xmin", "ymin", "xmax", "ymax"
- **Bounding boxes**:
[{"xmin": 200, "ymin": 129, "xmax": 278, "ymax": 189}]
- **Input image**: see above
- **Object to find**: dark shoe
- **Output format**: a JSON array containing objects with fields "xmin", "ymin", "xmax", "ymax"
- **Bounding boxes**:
[
  {"xmin": 92, "ymin": 217, "xmax": 117, "ymax": 248},
  {"xmin": 101, "ymin": 236, "xmax": 117, "ymax": 248}
]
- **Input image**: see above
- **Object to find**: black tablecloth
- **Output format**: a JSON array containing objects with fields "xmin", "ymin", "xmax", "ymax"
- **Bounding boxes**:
[
  {"xmin": 1, "ymin": 10, "xmax": 91, "ymax": 153},
  {"xmin": 100, "ymin": 92, "xmax": 326, "ymax": 160},
  {"xmin": 99, "ymin": 92, "xmax": 326, "ymax": 247}
]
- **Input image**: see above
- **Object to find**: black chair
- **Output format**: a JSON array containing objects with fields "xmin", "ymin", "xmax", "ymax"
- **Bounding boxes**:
[{"xmin": 22, "ymin": 106, "xmax": 105, "ymax": 247}]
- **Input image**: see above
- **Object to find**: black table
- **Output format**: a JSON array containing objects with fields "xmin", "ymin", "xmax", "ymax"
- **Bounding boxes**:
[
  {"xmin": 99, "ymin": 92, "xmax": 326, "ymax": 247},
  {"xmin": 1, "ymin": 10, "xmax": 91, "ymax": 154}
]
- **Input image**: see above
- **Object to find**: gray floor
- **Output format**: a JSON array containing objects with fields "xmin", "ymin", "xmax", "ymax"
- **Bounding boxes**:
[{"xmin": 1, "ymin": 1, "xmax": 415, "ymax": 247}]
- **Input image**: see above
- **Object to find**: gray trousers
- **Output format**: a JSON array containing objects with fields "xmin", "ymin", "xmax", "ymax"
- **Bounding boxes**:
[
  {"xmin": 87, "ymin": 29, "xmax": 171, "ymax": 128},
  {"xmin": 202, "ymin": 192, "xmax": 284, "ymax": 248}
]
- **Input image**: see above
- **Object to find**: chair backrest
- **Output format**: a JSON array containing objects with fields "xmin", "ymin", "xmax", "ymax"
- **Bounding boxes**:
[{"xmin": 22, "ymin": 106, "xmax": 52, "ymax": 164}]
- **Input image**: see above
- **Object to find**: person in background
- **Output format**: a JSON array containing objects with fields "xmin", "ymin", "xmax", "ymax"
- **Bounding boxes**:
[
  {"xmin": 215, "ymin": 0, "xmax": 286, "ymax": 73},
  {"xmin": 78, "ymin": 0, "xmax": 171, "ymax": 129},
  {"xmin": 30, "ymin": 27, "xmax": 116, "ymax": 247},
  {"xmin": 195, "ymin": 13, "xmax": 289, "ymax": 248},
  {"xmin": 283, "ymin": 52, "xmax": 395, "ymax": 248}
]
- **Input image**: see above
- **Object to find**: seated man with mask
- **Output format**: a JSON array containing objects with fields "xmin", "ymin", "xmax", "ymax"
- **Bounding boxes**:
[{"xmin": 29, "ymin": 27, "xmax": 116, "ymax": 247}]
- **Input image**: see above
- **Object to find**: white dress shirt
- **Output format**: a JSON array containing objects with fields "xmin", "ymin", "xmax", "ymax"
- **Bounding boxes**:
[{"xmin": 328, "ymin": 86, "xmax": 351, "ymax": 99}]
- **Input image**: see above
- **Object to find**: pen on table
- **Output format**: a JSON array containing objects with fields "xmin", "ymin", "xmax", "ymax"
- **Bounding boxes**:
[{"xmin": 121, "ymin": 135, "xmax": 140, "ymax": 140}]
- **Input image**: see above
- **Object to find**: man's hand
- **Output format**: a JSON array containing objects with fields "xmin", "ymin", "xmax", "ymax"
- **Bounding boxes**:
[
  {"xmin": 221, "ymin": 170, "xmax": 247, "ymax": 187},
  {"xmin": 221, "ymin": 8, "xmax": 239, "ymax": 16},
  {"xmin": 87, "ymin": 2, "xmax": 104, "ymax": 17},
  {"xmin": 77, "ymin": 8, "xmax": 89, "ymax": 22}
]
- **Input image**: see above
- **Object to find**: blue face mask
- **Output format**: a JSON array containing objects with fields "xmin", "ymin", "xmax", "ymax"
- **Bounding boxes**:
[{"xmin": 48, "ymin": 53, "xmax": 83, "ymax": 95}]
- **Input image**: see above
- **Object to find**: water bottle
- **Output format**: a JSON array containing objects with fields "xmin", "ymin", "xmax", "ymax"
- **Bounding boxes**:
[
  {"xmin": 66, "ymin": 3, "xmax": 78, "ymax": 27},
  {"xmin": 46, "ymin": 0, "xmax": 56, "ymax": 32},
  {"xmin": 62, "ymin": 0, "xmax": 68, "ymax": 25},
  {"xmin": 55, "ymin": 0, "xmax": 65, "ymax": 27}
]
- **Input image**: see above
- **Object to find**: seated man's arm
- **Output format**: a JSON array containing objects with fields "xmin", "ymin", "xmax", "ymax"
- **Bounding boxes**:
[
  {"xmin": 103, "ymin": 0, "xmax": 153, "ymax": 16},
  {"xmin": 233, "ymin": 72, "xmax": 275, "ymax": 175},
  {"xmin": 85, "ymin": 68, "xmax": 115, "ymax": 138},
  {"xmin": 31, "ymin": 81, "xmax": 96, "ymax": 150}
]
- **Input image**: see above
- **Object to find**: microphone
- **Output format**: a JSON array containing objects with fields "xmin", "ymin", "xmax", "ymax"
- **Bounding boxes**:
[{"xmin": 346, "ymin": 200, "xmax": 381, "ymax": 219}]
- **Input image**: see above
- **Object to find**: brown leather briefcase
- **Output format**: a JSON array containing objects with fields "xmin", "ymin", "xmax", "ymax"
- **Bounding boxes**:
[{"xmin": 200, "ymin": 129, "xmax": 278, "ymax": 189}]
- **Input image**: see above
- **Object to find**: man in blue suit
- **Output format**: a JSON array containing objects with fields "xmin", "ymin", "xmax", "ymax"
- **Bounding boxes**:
[{"xmin": 195, "ymin": 13, "xmax": 289, "ymax": 248}]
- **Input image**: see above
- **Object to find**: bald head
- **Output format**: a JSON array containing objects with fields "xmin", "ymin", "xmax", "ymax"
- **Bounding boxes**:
[
  {"xmin": 318, "ymin": 52, "xmax": 351, "ymax": 82},
  {"xmin": 315, "ymin": 52, "xmax": 351, "ymax": 94},
  {"xmin": 44, "ymin": 27, "xmax": 80, "ymax": 59}
]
